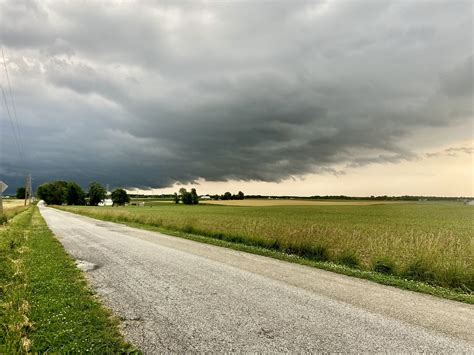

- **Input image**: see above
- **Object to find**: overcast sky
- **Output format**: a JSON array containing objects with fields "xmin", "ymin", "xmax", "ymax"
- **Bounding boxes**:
[{"xmin": 0, "ymin": 0, "xmax": 472, "ymax": 196}]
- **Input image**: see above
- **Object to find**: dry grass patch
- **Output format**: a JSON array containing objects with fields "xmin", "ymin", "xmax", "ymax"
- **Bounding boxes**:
[{"xmin": 2, "ymin": 200, "xmax": 26, "ymax": 210}]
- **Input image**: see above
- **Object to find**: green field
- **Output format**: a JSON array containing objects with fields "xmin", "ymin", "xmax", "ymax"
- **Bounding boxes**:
[{"xmin": 58, "ymin": 202, "xmax": 474, "ymax": 294}]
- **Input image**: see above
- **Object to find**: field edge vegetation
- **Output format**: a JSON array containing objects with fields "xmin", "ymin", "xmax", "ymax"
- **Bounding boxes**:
[
  {"xmin": 55, "ymin": 206, "xmax": 473, "ymax": 304},
  {"xmin": 0, "ymin": 207, "xmax": 136, "ymax": 353},
  {"xmin": 0, "ymin": 205, "xmax": 28, "ymax": 224}
]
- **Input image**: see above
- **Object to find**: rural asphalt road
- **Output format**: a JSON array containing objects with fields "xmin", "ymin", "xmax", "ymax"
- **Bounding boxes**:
[{"xmin": 39, "ymin": 206, "xmax": 474, "ymax": 353}]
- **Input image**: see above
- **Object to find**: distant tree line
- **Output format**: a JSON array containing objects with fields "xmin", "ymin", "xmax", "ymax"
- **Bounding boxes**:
[
  {"xmin": 37, "ymin": 181, "xmax": 130, "ymax": 206},
  {"xmin": 307, "ymin": 195, "xmax": 471, "ymax": 201},
  {"xmin": 132, "ymin": 190, "xmax": 246, "ymax": 202},
  {"xmin": 37, "ymin": 181, "xmax": 86, "ymax": 205},
  {"xmin": 208, "ymin": 191, "xmax": 244, "ymax": 200},
  {"xmin": 172, "ymin": 189, "xmax": 245, "ymax": 204},
  {"xmin": 221, "ymin": 191, "xmax": 244, "ymax": 200},
  {"xmin": 242, "ymin": 195, "xmax": 471, "ymax": 201}
]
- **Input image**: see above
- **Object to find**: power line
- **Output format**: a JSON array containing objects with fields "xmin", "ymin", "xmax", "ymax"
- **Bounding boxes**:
[
  {"xmin": 0, "ymin": 44, "xmax": 29, "ymax": 209},
  {"xmin": 1, "ymin": 45, "xmax": 25, "ymax": 164},
  {"xmin": 0, "ymin": 83, "xmax": 23, "ymax": 163}
]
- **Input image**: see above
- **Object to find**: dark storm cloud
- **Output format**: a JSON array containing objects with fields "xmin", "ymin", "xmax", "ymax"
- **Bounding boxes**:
[{"xmin": 0, "ymin": 0, "xmax": 472, "ymax": 189}]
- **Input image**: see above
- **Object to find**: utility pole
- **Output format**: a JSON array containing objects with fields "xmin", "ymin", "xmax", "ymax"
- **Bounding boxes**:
[
  {"xmin": 24, "ymin": 173, "xmax": 31, "ymax": 206},
  {"xmin": 24, "ymin": 175, "xmax": 28, "ymax": 206},
  {"xmin": 29, "ymin": 175, "xmax": 32, "ymax": 204}
]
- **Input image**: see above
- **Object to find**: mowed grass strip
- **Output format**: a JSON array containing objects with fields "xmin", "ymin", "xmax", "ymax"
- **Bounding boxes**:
[
  {"xmin": 58, "ymin": 203, "xmax": 473, "ymax": 297},
  {"xmin": 0, "ymin": 207, "xmax": 134, "ymax": 353}
]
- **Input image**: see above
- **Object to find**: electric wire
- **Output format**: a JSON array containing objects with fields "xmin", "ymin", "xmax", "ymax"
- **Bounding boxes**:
[
  {"xmin": 1, "ymin": 43, "xmax": 31, "ymax": 201},
  {"xmin": 0, "ymin": 83, "xmax": 23, "ymax": 163},
  {"xmin": 1, "ymin": 45, "xmax": 25, "ymax": 164}
]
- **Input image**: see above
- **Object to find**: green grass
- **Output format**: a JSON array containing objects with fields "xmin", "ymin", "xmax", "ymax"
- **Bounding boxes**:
[
  {"xmin": 0, "ymin": 207, "xmax": 135, "ymax": 353},
  {"xmin": 57, "ymin": 202, "xmax": 473, "ymax": 301},
  {"xmin": 130, "ymin": 198, "xmax": 173, "ymax": 206}
]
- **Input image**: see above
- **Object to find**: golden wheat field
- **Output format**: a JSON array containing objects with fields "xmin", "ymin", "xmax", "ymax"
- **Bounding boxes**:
[{"xmin": 2, "ymin": 199, "xmax": 24, "ymax": 209}]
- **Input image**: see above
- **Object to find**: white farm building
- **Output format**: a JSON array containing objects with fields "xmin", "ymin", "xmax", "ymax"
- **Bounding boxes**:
[{"xmin": 98, "ymin": 198, "xmax": 113, "ymax": 206}]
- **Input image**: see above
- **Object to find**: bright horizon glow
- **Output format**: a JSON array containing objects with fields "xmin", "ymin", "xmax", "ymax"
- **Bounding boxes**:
[{"xmin": 128, "ymin": 140, "xmax": 474, "ymax": 197}]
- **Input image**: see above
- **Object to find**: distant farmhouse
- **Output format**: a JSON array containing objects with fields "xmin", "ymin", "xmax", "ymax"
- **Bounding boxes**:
[
  {"xmin": 200, "ymin": 195, "xmax": 211, "ymax": 200},
  {"xmin": 98, "ymin": 199, "xmax": 113, "ymax": 207}
]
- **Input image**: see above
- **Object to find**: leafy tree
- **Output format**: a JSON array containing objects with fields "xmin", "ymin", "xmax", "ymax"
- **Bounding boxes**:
[
  {"xmin": 88, "ymin": 182, "xmax": 106, "ymax": 206},
  {"xmin": 237, "ymin": 191, "xmax": 244, "ymax": 200},
  {"xmin": 173, "ymin": 192, "xmax": 179, "ymax": 204},
  {"xmin": 111, "ymin": 188, "xmax": 130, "ymax": 206},
  {"xmin": 37, "ymin": 181, "xmax": 68, "ymax": 205},
  {"xmin": 222, "ymin": 192, "xmax": 232, "ymax": 200},
  {"xmin": 182, "ymin": 192, "xmax": 193, "ymax": 205},
  {"xmin": 190, "ymin": 188, "xmax": 199, "ymax": 205},
  {"xmin": 179, "ymin": 188, "xmax": 193, "ymax": 205},
  {"xmin": 51, "ymin": 181, "xmax": 67, "ymax": 204},
  {"xmin": 36, "ymin": 184, "xmax": 49, "ymax": 203},
  {"xmin": 16, "ymin": 187, "xmax": 26, "ymax": 199},
  {"xmin": 65, "ymin": 182, "xmax": 86, "ymax": 205}
]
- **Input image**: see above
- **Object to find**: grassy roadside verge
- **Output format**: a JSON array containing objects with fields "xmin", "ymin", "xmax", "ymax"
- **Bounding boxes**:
[
  {"xmin": 0, "ymin": 207, "xmax": 135, "ymax": 353},
  {"xmin": 55, "ymin": 207, "xmax": 473, "ymax": 304}
]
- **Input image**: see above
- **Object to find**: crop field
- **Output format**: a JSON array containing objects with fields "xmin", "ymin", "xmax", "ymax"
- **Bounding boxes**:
[
  {"xmin": 2, "ymin": 199, "xmax": 25, "ymax": 209},
  {"xmin": 58, "ymin": 203, "xmax": 473, "ymax": 292},
  {"xmin": 1, "ymin": 200, "xmax": 27, "ymax": 223},
  {"xmin": 132, "ymin": 199, "xmax": 173, "ymax": 207},
  {"xmin": 202, "ymin": 199, "xmax": 405, "ymax": 207}
]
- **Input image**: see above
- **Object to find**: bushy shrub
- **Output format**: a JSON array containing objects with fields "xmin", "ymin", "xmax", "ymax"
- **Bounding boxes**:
[
  {"xmin": 373, "ymin": 258, "xmax": 395, "ymax": 275},
  {"xmin": 405, "ymin": 260, "xmax": 436, "ymax": 284},
  {"xmin": 339, "ymin": 252, "xmax": 360, "ymax": 268},
  {"xmin": 306, "ymin": 245, "xmax": 329, "ymax": 261},
  {"xmin": 287, "ymin": 243, "xmax": 329, "ymax": 262}
]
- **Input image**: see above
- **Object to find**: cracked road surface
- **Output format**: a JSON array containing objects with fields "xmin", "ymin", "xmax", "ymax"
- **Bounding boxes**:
[{"xmin": 39, "ymin": 206, "xmax": 474, "ymax": 353}]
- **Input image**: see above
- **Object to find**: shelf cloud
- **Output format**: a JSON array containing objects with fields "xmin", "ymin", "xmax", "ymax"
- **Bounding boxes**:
[{"xmin": 0, "ymin": 1, "xmax": 472, "ymax": 189}]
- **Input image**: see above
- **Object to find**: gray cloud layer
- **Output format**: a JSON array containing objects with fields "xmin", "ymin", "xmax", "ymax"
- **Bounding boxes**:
[{"xmin": 0, "ymin": 0, "xmax": 472, "ymax": 189}]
